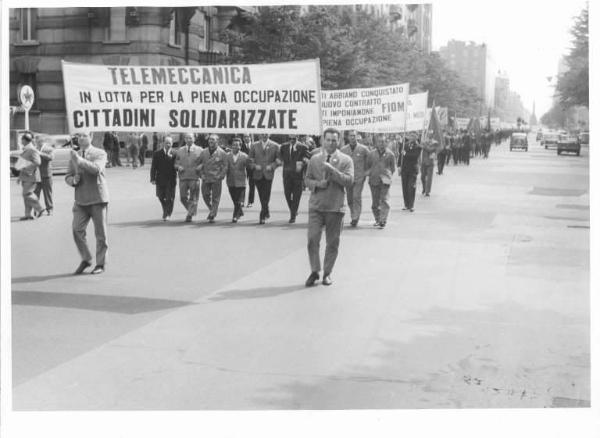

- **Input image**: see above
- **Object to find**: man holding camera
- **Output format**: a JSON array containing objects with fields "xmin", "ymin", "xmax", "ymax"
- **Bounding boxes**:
[{"xmin": 65, "ymin": 132, "xmax": 109, "ymax": 275}]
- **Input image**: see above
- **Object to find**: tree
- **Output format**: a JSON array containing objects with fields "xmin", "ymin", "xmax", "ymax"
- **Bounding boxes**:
[{"xmin": 556, "ymin": 6, "xmax": 588, "ymax": 107}]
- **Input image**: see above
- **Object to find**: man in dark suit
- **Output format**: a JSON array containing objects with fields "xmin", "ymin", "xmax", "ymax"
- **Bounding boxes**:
[
  {"xmin": 398, "ymin": 133, "xmax": 422, "ymax": 212},
  {"xmin": 241, "ymin": 134, "xmax": 255, "ymax": 207},
  {"xmin": 280, "ymin": 134, "xmax": 309, "ymax": 223},
  {"xmin": 150, "ymin": 135, "xmax": 177, "ymax": 221},
  {"xmin": 225, "ymin": 137, "xmax": 250, "ymax": 222},
  {"xmin": 249, "ymin": 133, "xmax": 280, "ymax": 224},
  {"xmin": 304, "ymin": 128, "xmax": 354, "ymax": 287}
]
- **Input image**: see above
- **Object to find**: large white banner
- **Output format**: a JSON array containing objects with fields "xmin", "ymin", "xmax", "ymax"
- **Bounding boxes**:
[
  {"xmin": 454, "ymin": 117, "xmax": 470, "ymax": 130},
  {"xmin": 405, "ymin": 92, "xmax": 429, "ymax": 132},
  {"xmin": 321, "ymin": 83, "xmax": 409, "ymax": 133},
  {"xmin": 61, "ymin": 60, "xmax": 322, "ymax": 134}
]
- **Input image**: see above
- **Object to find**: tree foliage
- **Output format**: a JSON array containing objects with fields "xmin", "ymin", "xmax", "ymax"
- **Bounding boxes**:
[
  {"xmin": 556, "ymin": 6, "xmax": 588, "ymax": 107},
  {"xmin": 222, "ymin": 6, "xmax": 483, "ymax": 116}
]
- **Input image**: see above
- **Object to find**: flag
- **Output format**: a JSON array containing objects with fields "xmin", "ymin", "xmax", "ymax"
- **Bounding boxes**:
[{"xmin": 422, "ymin": 101, "xmax": 444, "ymax": 151}]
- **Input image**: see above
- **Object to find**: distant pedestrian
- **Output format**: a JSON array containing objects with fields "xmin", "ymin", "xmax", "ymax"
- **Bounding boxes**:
[
  {"xmin": 33, "ymin": 134, "xmax": 54, "ymax": 215},
  {"xmin": 127, "ymin": 132, "xmax": 140, "ymax": 168},
  {"xmin": 139, "ymin": 132, "xmax": 149, "ymax": 166},
  {"xmin": 17, "ymin": 131, "xmax": 45, "ymax": 220},
  {"xmin": 399, "ymin": 133, "xmax": 422, "ymax": 212},
  {"xmin": 102, "ymin": 132, "xmax": 113, "ymax": 167},
  {"xmin": 111, "ymin": 132, "xmax": 122, "ymax": 167},
  {"xmin": 150, "ymin": 136, "xmax": 177, "ymax": 221},
  {"xmin": 225, "ymin": 137, "xmax": 250, "ymax": 223},
  {"xmin": 65, "ymin": 132, "xmax": 109, "ymax": 275},
  {"xmin": 340, "ymin": 130, "xmax": 370, "ymax": 227},
  {"xmin": 174, "ymin": 132, "xmax": 203, "ymax": 222},
  {"xmin": 305, "ymin": 128, "xmax": 354, "ymax": 287},
  {"xmin": 366, "ymin": 133, "xmax": 396, "ymax": 228},
  {"xmin": 197, "ymin": 134, "xmax": 228, "ymax": 223}
]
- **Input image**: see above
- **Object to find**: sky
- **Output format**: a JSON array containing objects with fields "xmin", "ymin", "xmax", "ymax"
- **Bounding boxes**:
[{"xmin": 432, "ymin": 0, "xmax": 588, "ymax": 117}]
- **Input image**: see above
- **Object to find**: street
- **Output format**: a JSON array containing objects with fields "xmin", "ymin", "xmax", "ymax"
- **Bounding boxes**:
[{"xmin": 10, "ymin": 136, "xmax": 589, "ymax": 409}]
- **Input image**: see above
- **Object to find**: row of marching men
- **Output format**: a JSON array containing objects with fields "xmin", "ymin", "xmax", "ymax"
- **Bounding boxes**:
[{"xmin": 150, "ymin": 129, "xmax": 444, "ymax": 228}]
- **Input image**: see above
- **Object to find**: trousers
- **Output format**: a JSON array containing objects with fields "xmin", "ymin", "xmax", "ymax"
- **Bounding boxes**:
[
  {"xmin": 401, "ymin": 173, "xmax": 418, "ymax": 209},
  {"xmin": 156, "ymin": 184, "xmax": 176, "ymax": 218},
  {"xmin": 179, "ymin": 179, "xmax": 200, "ymax": 216},
  {"xmin": 72, "ymin": 202, "xmax": 108, "ymax": 266},
  {"xmin": 247, "ymin": 175, "xmax": 256, "ymax": 205},
  {"xmin": 201, "ymin": 180, "xmax": 222, "ymax": 218},
  {"xmin": 34, "ymin": 177, "xmax": 54, "ymax": 211},
  {"xmin": 421, "ymin": 163, "xmax": 434, "ymax": 194},
  {"xmin": 283, "ymin": 173, "xmax": 303, "ymax": 217},
  {"xmin": 254, "ymin": 178, "xmax": 273, "ymax": 219},
  {"xmin": 370, "ymin": 183, "xmax": 391, "ymax": 223},
  {"xmin": 346, "ymin": 176, "xmax": 366, "ymax": 221},
  {"xmin": 21, "ymin": 181, "xmax": 43, "ymax": 217},
  {"xmin": 307, "ymin": 210, "xmax": 344, "ymax": 275},
  {"xmin": 228, "ymin": 186, "xmax": 246, "ymax": 218}
]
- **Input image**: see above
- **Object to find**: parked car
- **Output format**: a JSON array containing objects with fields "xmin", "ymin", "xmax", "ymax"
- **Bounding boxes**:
[
  {"xmin": 510, "ymin": 132, "xmax": 528, "ymax": 151},
  {"xmin": 557, "ymin": 134, "xmax": 581, "ymax": 156},
  {"xmin": 579, "ymin": 131, "xmax": 589, "ymax": 145},
  {"xmin": 10, "ymin": 133, "xmax": 73, "ymax": 176},
  {"xmin": 536, "ymin": 130, "xmax": 543, "ymax": 141},
  {"xmin": 542, "ymin": 132, "xmax": 559, "ymax": 149}
]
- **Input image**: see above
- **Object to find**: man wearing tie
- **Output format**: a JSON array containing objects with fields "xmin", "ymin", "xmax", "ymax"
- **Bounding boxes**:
[
  {"xmin": 225, "ymin": 137, "xmax": 250, "ymax": 223},
  {"xmin": 197, "ymin": 134, "xmax": 228, "ymax": 223},
  {"xmin": 280, "ymin": 134, "xmax": 309, "ymax": 223},
  {"xmin": 366, "ymin": 133, "xmax": 396, "ymax": 228},
  {"xmin": 249, "ymin": 133, "xmax": 280, "ymax": 224},
  {"xmin": 174, "ymin": 132, "xmax": 203, "ymax": 222},
  {"xmin": 304, "ymin": 128, "xmax": 354, "ymax": 287},
  {"xmin": 150, "ymin": 136, "xmax": 177, "ymax": 221},
  {"xmin": 340, "ymin": 130, "xmax": 370, "ymax": 227},
  {"xmin": 241, "ymin": 134, "xmax": 255, "ymax": 207}
]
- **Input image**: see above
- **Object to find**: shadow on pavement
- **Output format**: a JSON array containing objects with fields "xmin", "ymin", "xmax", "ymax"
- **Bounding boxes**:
[
  {"xmin": 12, "ymin": 273, "xmax": 76, "ymax": 284},
  {"xmin": 12, "ymin": 290, "xmax": 197, "ymax": 314},
  {"xmin": 207, "ymin": 284, "xmax": 306, "ymax": 302},
  {"xmin": 110, "ymin": 219, "xmax": 309, "ymax": 230}
]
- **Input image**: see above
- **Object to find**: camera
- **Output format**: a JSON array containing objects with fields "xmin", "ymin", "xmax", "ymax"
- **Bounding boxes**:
[{"xmin": 71, "ymin": 135, "xmax": 80, "ymax": 151}]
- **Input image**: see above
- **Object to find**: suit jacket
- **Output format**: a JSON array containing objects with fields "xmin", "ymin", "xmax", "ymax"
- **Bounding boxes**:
[
  {"xmin": 18, "ymin": 143, "xmax": 41, "ymax": 183},
  {"xmin": 174, "ymin": 144, "xmax": 203, "ymax": 180},
  {"xmin": 65, "ymin": 145, "xmax": 109, "ymax": 206},
  {"xmin": 150, "ymin": 148, "xmax": 177, "ymax": 187},
  {"xmin": 249, "ymin": 139, "xmax": 280, "ymax": 180},
  {"xmin": 38, "ymin": 143, "xmax": 54, "ymax": 178},
  {"xmin": 400, "ymin": 143, "xmax": 422, "ymax": 175},
  {"xmin": 225, "ymin": 152, "xmax": 250, "ymax": 187},
  {"xmin": 367, "ymin": 148, "xmax": 396, "ymax": 186},
  {"xmin": 421, "ymin": 141, "xmax": 439, "ymax": 166},
  {"xmin": 279, "ymin": 141, "xmax": 309, "ymax": 179},
  {"xmin": 340, "ymin": 143, "xmax": 370, "ymax": 181},
  {"xmin": 197, "ymin": 147, "xmax": 228, "ymax": 183},
  {"xmin": 305, "ymin": 150, "xmax": 354, "ymax": 213}
]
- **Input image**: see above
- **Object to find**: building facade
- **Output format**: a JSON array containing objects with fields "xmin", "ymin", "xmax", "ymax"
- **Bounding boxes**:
[
  {"xmin": 9, "ymin": 6, "xmax": 254, "ymax": 134},
  {"xmin": 439, "ymin": 40, "xmax": 495, "ymax": 108}
]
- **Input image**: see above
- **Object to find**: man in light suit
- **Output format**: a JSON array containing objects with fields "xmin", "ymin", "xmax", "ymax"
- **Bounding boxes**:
[
  {"xmin": 225, "ymin": 137, "xmax": 250, "ymax": 222},
  {"xmin": 150, "ymin": 136, "xmax": 177, "ymax": 221},
  {"xmin": 17, "ymin": 131, "xmax": 45, "ymax": 220},
  {"xmin": 305, "ymin": 127, "xmax": 354, "ymax": 287},
  {"xmin": 340, "ymin": 130, "xmax": 370, "ymax": 227},
  {"xmin": 197, "ymin": 134, "xmax": 228, "ymax": 223},
  {"xmin": 366, "ymin": 133, "xmax": 396, "ymax": 228},
  {"xmin": 33, "ymin": 134, "xmax": 55, "ymax": 215},
  {"xmin": 280, "ymin": 134, "xmax": 310, "ymax": 223},
  {"xmin": 249, "ymin": 133, "xmax": 280, "ymax": 224},
  {"xmin": 174, "ymin": 132, "xmax": 203, "ymax": 222},
  {"xmin": 65, "ymin": 131, "xmax": 109, "ymax": 275}
]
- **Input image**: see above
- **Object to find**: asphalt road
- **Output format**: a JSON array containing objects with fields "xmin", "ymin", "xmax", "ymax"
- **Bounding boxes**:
[{"xmin": 10, "ymin": 136, "xmax": 590, "ymax": 409}]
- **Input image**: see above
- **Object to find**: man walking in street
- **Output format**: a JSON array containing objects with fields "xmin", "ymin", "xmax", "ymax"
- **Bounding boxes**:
[
  {"xmin": 139, "ymin": 132, "xmax": 149, "ymax": 167},
  {"xmin": 111, "ymin": 132, "xmax": 122, "ymax": 167},
  {"xmin": 17, "ymin": 131, "xmax": 45, "ymax": 220},
  {"xmin": 65, "ymin": 131, "xmax": 109, "ymax": 275},
  {"xmin": 249, "ymin": 133, "xmax": 280, "ymax": 224},
  {"xmin": 280, "ymin": 134, "xmax": 309, "ymax": 223},
  {"xmin": 150, "ymin": 136, "xmax": 177, "ymax": 221},
  {"xmin": 399, "ymin": 133, "xmax": 422, "ymax": 212},
  {"xmin": 421, "ymin": 134, "xmax": 438, "ymax": 197},
  {"xmin": 305, "ymin": 128, "xmax": 354, "ymax": 287},
  {"xmin": 367, "ymin": 133, "xmax": 396, "ymax": 228},
  {"xmin": 197, "ymin": 134, "xmax": 228, "ymax": 223},
  {"xmin": 340, "ymin": 130, "xmax": 370, "ymax": 227},
  {"xmin": 33, "ymin": 134, "xmax": 54, "ymax": 215},
  {"xmin": 241, "ymin": 134, "xmax": 256, "ymax": 207},
  {"xmin": 225, "ymin": 137, "xmax": 250, "ymax": 223},
  {"xmin": 174, "ymin": 132, "xmax": 203, "ymax": 222}
]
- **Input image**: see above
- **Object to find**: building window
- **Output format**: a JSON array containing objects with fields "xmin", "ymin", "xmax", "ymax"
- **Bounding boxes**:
[
  {"xmin": 19, "ymin": 8, "xmax": 37, "ymax": 42},
  {"xmin": 108, "ymin": 8, "xmax": 127, "ymax": 41},
  {"xmin": 200, "ymin": 12, "xmax": 211, "ymax": 52},
  {"xmin": 169, "ymin": 10, "xmax": 182, "ymax": 46}
]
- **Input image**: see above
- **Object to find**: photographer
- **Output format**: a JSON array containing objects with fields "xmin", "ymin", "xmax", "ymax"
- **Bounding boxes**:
[{"xmin": 65, "ymin": 132, "xmax": 110, "ymax": 275}]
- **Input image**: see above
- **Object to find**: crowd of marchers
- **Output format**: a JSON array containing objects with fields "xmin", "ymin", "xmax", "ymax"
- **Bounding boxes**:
[{"xmin": 14, "ymin": 126, "xmax": 509, "ymax": 282}]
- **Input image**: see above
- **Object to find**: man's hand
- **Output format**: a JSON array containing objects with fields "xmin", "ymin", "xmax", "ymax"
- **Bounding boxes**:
[
  {"xmin": 323, "ymin": 162, "xmax": 336, "ymax": 174},
  {"xmin": 70, "ymin": 150, "xmax": 80, "ymax": 161},
  {"xmin": 177, "ymin": 165, "xmax": 184, "ymax": 172},
  {"xmin": 265, "ymin": 165, "xmax": 272, "ymax": 172},
  {"xmin": 254, "ymin": 165, "xmax": 262, "ymax": 171},
  {"xmin": 73, "ymin": 174, "xmax": 81, "ymax": 185},
  {"xmin": 151, "ymin": 180, "xmax": 156, "ymax": 185}
]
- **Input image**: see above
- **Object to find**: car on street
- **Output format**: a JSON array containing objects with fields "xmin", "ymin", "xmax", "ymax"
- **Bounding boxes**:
[
  {"xmin": 541, "ymin": 132, "xmax": 559, "ymax": 149},
  {"xmin": 510, "ymin": 132, "xmax": 528, "ymax": 151},
  {"xmin": 579, "ymin": 131, "xmax": 589, "ymax": 146},
  {"xmin": 557, "ymin": 134, "xmax": 581, "ymax": 156},
  {"xmin": 10, "ymin": 133, "xmax": 73, "ymax": 176}
]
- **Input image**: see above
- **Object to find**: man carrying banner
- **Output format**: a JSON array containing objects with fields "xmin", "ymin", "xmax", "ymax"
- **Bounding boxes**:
[
  {"xmin": 150, "ymin": 135, "xmax": 177, "ymax": 221},
  {"xmin": 280, "ymin": 134, "xmax": 310, "ymax": 224},
  {"xmin": 197, "ymin": 134, "xmax": 228, "ymax": 223},
  {"xmin": 249, "ymin": 134, "xmax": 280, "ymax": 225},
  {"xmin": 175, "ymin": 132, "xmax": 203, "ymax": 223},
  {"xmin": 366, "ymin": 133, "xmax": 396, "ymax": 228},
  {"xmin": 225, "ymin": 137, "xmax": 250, "ymax": 223},
  {"xmin": 340, "ymin": 130, "xmax": 370, "ymax": 227},
  {"xmin": 399, "ymin": 133, "xmax": 422, "ymax": 212},
  {"xmin": 305, "ymin": 127, "xmax": 354, "ymax": 287},
  {"xmin": 65, "ymin": 131, "xmax": 109, "ymax": 275}
]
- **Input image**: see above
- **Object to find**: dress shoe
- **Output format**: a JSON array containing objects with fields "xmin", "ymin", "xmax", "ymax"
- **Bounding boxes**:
[
  {"xmin": 409, "ymin": 208, "xmax": 415, "ymax": 212},
  {"xmin": 305, "ymin": 272, "xmax": 320, "ymax": 287},
  {"xmin": 378, "ymin": 222, "xmax": 386, "ymax": 229},
  {"xmin": 289, "ymin": 216, "xmax": 296, "ymax": 224},
  {"xmin": 350, "ymin": 219, "xmax": 358, "ymax": 227},
  {"xmin": 425, "ymin": 193, "xmax": 430, "ymax": 197},
  {"xmin": 266, "ymin": 211, "xmax": 271, "ymax": 219},
  {"xmin": 19, "ymin": 216, "xmax": 34, "ymax": 221},
  {"xmin": 47, "ymin": 209, "xmax": 53, "ymax": 216},
  {"xmin": 402, "ymin": 207, "xmax": 408, "ymax": 211},
  {"xmin": 91, "ymin": 265, "xmax": 104, "ymax": 275},
  {"xmin": 185, "ymin": 215, "xmax": 192, "ymax": 222},
  {"xmin": 373, "ymin": 221, "xmax": 380, "ymax": 227},
  {"xmin": 259, "ymin": 218, "xmax": 265, "ymax": 225},
  {"xmin": 74, "ymin": 260, "xmax": 91, "ymax": 275},
  {"xmin": 35, "ymin": 209, "xmax": 46, "ymax": 218},
  {"xmin": 232, "ymin": 217, "xmax": 238, "ymax": 223},
  {"xmin": 322, "ymin": 274, "xmax": 333, "ymax": 286},
  {"xmin": 208, "ymin": 215, "xmax": 215, "ymax": 223},
  {"xmin": 246, "ymin": 203, "xmax": 253, "ymax": 208}
]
